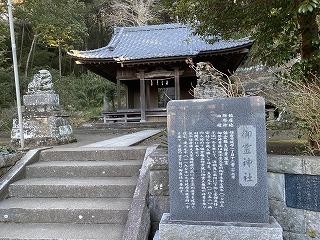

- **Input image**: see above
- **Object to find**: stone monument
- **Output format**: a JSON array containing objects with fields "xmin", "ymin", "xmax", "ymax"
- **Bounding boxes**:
[
  {"xmin": 158, "ymin": 96, "xmax": 282, "ymax": 240},
  {"xmin": 11, "ymin": 70, "xmax": 76, "ymax": 147}
]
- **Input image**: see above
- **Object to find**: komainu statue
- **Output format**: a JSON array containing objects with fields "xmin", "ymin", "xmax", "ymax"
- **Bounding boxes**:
[{"xmin": 27, "ymin": 69, "xmax": 54, "ymax": 94}]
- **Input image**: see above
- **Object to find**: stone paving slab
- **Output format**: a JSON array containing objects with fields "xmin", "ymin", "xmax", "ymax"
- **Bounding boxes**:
[
  {"xmin": 82, "ymin": 129, "xmax": 161, "ymax": 148},
  {"xmin": 0, "ymin": 197, "xmax": 132, "ymax": 224},
  {"xmin": 0, "ymin": 222, "xmax": 124, "ymax": 239},
  {"xmin": 40, "ymin": 146, "xmax": 147, "ymax": 161},
  {"xmin": 26, "ymin": 160, "xmax": 143, "ymax": 178},
  {"xmin": 9, "ymin": 177, "xmax": 138, "ymax": 198}
]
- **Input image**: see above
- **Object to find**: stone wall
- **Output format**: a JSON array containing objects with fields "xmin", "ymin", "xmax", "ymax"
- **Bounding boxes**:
[
  {"xmin": 147, "ymin": 148, "xmax": 170, "ymax": 238},
  {"xmin": 148, "ymin": 149, "xmax": 320, "ymax": 240},
  {"xmin": 268, "ymin": 155, "xmax": 320, "ymax": 240}
]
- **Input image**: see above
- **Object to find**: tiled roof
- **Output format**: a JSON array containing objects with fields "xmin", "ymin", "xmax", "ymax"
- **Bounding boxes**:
[{"xmin": 69, "ymin": 23, "xmax": 253, "ymax": 61}]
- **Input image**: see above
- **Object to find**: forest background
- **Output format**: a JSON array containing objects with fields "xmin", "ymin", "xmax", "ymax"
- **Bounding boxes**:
[{"xmin": 0, "ymin": 0, "xmax": 170, "ymax": 131}]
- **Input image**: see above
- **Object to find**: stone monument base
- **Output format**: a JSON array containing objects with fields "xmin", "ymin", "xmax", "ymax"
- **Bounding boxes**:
[
  {"xmin": 11, "ymin": 116, "xmax": 76, "ymax": 147},
  {"xmin": 11, "ymin": 92, "xmax": 76, "ymax": 147},
  {"xmin": 157, "ymin": 213, "xmax": 283, "ymax": 240}
]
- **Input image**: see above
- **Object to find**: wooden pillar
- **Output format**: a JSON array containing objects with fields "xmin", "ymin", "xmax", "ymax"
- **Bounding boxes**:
[
  {"xmin": 124, "ymin": 84, "xmax": 128, "ymax": 109},
  {"xmin": 117, "ymin": 78, "xmax": 121, "ymax": 110},
  {"xmin": 174, "ymin": 66, "xmax": 180, "ymax": 100},
  {"xmin": 146, "ymin": 79, "xmax": 150, "ymax": 109},
  {"xmin": 139, "ymin": 70, "xmax": 146, "ymax": 122}
]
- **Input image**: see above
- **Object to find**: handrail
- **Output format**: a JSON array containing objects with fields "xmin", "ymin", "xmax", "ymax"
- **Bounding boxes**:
[{"xmin": 102, "ymin": 108, "xmax": 167, "ymax": 123}]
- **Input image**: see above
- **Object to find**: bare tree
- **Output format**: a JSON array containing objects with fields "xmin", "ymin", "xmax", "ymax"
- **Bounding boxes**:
[{"xmin": 100, "ymin": 0, "xmax": 156, "ymax": 28}]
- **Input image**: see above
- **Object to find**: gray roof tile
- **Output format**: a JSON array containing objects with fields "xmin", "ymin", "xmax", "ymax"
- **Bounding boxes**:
[{"xmin": 69, "ymin": 23, "xmax": 253, "ymax": 61}]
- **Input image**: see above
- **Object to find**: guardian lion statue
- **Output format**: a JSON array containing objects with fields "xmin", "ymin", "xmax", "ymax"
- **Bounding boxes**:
[{"xmin": 27, "ymin": 70, "xmax": 54, "ymax": 94}]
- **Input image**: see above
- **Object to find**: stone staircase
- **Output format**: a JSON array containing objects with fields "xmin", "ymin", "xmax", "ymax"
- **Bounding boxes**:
[{"xmin": 0, "ymin": 147, "xmax": 147, "ymax": 239}]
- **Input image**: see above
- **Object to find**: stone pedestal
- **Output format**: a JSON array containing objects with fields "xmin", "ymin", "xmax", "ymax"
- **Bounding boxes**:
[
  {"xmin": 157, "ymin": 213, "xmax": 283, "ymax": 240},
  {"xmin": 23, "ymin": 93, "xmax": 60, "ymax": 106},
  {"xmin": 11, "ymin": 93, "xmax": 76, "ymax": 147}
]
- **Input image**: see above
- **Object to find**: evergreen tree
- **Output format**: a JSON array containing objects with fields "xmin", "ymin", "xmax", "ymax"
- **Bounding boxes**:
[{"xmin": 167, "ymin": 0, "xmax": 320, "ymax": 79}]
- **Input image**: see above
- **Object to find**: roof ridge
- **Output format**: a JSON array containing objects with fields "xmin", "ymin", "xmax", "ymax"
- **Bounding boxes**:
[{"xmin": 114, "ymin": 23, "xmax": 187, "ymax": 33}]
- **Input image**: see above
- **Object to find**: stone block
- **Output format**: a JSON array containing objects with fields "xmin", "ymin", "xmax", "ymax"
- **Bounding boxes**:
[
  {"xmin": 159, "ymin": 213, "xmax": 283, "ymax": 240},
  {"xmin": 153, "ymin": 230, "xmax": 160, "ymax": 240},
  {"xmin": 303, "ymin": 156, "xmax": 320, "ymax": 175},
  {"xmin": 23, "ymin": 93, "xmax": 59, "ymax": 106},
  {"xmin": 268, "ymin": 172, "xmax": 285, "ymax": 202},
  {"xmin": 286, "ymin": 207, "xmax": 307, "ymax": 234},
  {"xmin": 284, "ymin": 232, "xmax": 310, "ymax": 240},
  {"xmin": 11, "ymin": 115, "xmax": 76, "ymax": 147},
  {"xmin": 147, "ymin": 149, "xmax": 168, "ymax": 170},
  {"xmin": 305, "ymin": 210, "xmax": 320, "ymax": 239},
  {"xmin": 0, "ymin": 153, "xmax": 24, "ymax": 168},
  {"xmin": 149, "ymin": 196, "xmax": 170, "ymax": 222},
  {"xmin": 267, "ymin": 155, "xmax": 303, "ymax": 174},
  {"xmin": 149, "ymin": 170, "xmax": 169, "ymax": 196},
  {"xmin": 24, "ymin": 104, "xmax": 63, "ymax": 114},
  {"xmin": 269, "ymin": 200, "xmax": 306, "ymax": 233}
]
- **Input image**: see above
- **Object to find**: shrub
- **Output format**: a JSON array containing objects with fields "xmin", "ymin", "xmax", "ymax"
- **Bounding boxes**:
[{"xmin": 267, "ymin": 72, "xmax": 320, "ymax": 155}]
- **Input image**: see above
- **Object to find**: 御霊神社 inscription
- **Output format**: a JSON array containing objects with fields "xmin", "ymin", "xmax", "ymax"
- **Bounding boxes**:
[{"xmin": 167, "ymin": 97, "xmax": 269, "ymax": 223}]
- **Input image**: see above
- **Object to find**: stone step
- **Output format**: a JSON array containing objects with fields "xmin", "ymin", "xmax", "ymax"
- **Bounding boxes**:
[
  {"xmin": 39, "ymin": 147, "xmax": 147, "ymax": 162},
  {"xmin": 9, "ymin": 177, "xmax": 138, "ymax": 198},
  {"xmin": 26, "ymin": 160, "xmax": 142, "ymax": 178},
  {"xmin": 0, "ymin": 197, "xmax": 131, "ymax": 224},
  {"xmin": 0, "ymin": 222, "xmax": 124, "ymax": 239}
]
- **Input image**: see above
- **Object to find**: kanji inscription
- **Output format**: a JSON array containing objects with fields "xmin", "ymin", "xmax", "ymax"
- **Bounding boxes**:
[{"xmin": 238, "ymin": 125, "xmax": 257, "ymax": 187}]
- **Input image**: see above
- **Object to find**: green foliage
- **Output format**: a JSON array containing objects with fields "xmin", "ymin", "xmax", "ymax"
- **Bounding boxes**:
[
  {"xmin": 53, "ymin": 71, "xmax": 117, "ymax": 112},
  {"xmin": 0, "ymin": 105, "xmax": 17, "ymax": 132},
  {"xmin": 83, "ymin": 0, "xmax": 113, "ymax": 49},
  {"xmin": 298, "ymin": 0, "xmax": 319, "ymax": 14},
  {"xmin": 308, "ymin": 228, "xmax": 317, "ymax": 238},
  {"xmin": 0, "ymin": 0, "xmax": 168, "ymax": 127},
  {"xmin": 0, "ymin": 70, "xmax": 116, "ymax": 130},
  {"xmin": 0, "ymin": 146, "xmax": 15, "ymax": 156},
  {"xmin": 168, "ymin": 0, "xmax": 320, "ymax": 77},
  {"xmin": 15, "ymin": 0, "xmax": 88, "ymax": 50},
  {"xmin": 0, "ymin": 12, "xmax": 9, "ymax": 66},
  {"xmin": 0, "ymin": 19, "xmax": 8, "ymax": 50},
  {"xmin": 0, "ymin": 68, "xmax": 16, "ymax": 109}
]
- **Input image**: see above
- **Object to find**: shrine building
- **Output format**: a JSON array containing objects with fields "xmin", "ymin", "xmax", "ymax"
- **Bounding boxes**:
[{"xmin": 68, "ymin": 23, "xmax": 254, "ymax": 122}]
